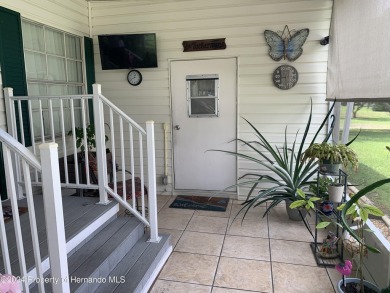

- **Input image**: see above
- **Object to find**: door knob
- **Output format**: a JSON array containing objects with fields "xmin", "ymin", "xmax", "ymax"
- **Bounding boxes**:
[{"xmin": 174, "ymin": 125, "xmax": 180, "ymax": 130}]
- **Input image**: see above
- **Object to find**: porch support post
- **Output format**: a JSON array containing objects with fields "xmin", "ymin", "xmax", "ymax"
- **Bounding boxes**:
[
  {"xmin": 341, "ymin": 102, "xmax": 354, "ymax": 144},
  {"xmin": 39, "ymin": 143, "xmax": 70, "ymax": 293},
  {"xmin": 146, "ymin": 121, "xmax": 161, "ymax": 243},
  {"xmin": 92, "ymin": 84, "xmax": 110, "ymax": 205},
  {"xmin": 4, "ymin": 87, "xmax": 23, "ymax": 199},
  {"xmin": 331, "ymin": 102, "xmax": 341, "ymax": 144}
]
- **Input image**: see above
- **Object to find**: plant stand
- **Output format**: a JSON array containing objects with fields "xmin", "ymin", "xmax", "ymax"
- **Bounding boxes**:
[{"xmin": 311, "ymin": 168, "xmax": 348, "ymax": 267}]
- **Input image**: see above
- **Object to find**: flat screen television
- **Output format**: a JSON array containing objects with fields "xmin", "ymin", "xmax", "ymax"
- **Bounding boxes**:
[{"xmin": 98, "ymin": 33, "xmax": 157, "ymax": 70}]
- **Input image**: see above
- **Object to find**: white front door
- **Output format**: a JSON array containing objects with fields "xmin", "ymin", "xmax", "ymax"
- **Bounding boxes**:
[{"xmin": 171, "ymin": 58, "xmax": 237, "ymax": 192}]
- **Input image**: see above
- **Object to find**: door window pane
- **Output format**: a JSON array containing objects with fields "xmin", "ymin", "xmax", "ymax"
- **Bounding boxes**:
[
  {"xmin": 186, "ymin": 74, "xmax": 219, "ymax": 117},
  {"xmin": 190, "ymin": 98, "xmax": 217, "ymax": 115},
  {"xmin": 190, "ymin": 79, "xmax": 216, "ymax": 97}
]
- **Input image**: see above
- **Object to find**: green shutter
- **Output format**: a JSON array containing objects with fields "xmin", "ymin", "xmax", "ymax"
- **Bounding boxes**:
[
  {"xmin": 0, "ymin": 7, "xmax": 31, "ymax": 146},
  {"xmin": 0, "ymin": 6, "xmax": 32, "ymax": 200},
  {"xmin": 0, "ymin": 144, "xmax": 6, "ymax": 200},
  {"xmin": 84, "ymin": 36, "xmax": 96, "ymax": 124}
]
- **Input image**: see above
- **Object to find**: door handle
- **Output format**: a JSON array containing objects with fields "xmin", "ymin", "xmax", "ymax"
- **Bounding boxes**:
[{"xmin": 174, "ymin": 125, "xmax": 180, "ymax": 130}]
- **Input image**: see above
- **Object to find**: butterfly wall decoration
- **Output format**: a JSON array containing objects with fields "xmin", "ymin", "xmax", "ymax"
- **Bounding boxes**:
[{"xmin": 264, "ymin": 25, "xmax": 309, "ymax": 62}]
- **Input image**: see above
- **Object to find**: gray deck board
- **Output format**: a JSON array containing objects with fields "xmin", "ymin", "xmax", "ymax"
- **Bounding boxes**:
[
  {"xmin": 2, "ymin": 195, "xmax": 100, "ymax": 253},
  {"xmin": 69, "ymin": 217, "xmax": 144, "ymax": 293},
  {"xmin": 94, "ymin": 234, "xmax": 150, "ymax": 293},
  {"xmin": 3, "ymin": 193, "xmax": 171, "ymax": 293},
  {"xmin": 67, "ymin": 217, "xmax": 134, "ymax": 276},
  {"xmin": 0, "ymin": 195, "xmax": 116, "ymax": 274},
  {"xmin": 113, "ymin": 234, "xmax": 171, "ymax": 293}
]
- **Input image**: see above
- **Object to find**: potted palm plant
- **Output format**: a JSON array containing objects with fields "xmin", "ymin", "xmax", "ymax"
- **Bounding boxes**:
[
  {"xmin": 302, "ymin": 142, "xmax": 359, "ymax": 174},
  {"xmin": 212, "ymin": 100, "xmax": 335, "ymax": 228},
  {"xmin": 317, "ymin": 178, "xmax": 390, "ymax": 293}
]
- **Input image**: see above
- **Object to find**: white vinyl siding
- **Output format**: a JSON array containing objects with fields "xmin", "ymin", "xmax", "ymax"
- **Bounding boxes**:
[
  {"xmin": 0, "ymin": 0, "xmax": 89, "ymax": 36},
  {"xmin": 91, "ymin": 0, "xmax": 333, "ymax": 196}
]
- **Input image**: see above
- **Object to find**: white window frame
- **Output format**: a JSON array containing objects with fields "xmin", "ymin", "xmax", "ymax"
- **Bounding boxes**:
[{"xmin": 21, "ymin": 19, "xmax": 87, "ymax": 138}]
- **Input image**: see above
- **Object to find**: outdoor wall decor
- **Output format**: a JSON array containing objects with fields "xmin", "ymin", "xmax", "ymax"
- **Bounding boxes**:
[
  {"xmin": 272, "ymin": 65, "xmax": 298, "ymax": 90},
  {"xmin": 264, "ymin": 25, "xmax": 309, "ymax": 62},
  {"xmin": 182, "ymin": 38, "xmax": 226, "ymax": 52}
]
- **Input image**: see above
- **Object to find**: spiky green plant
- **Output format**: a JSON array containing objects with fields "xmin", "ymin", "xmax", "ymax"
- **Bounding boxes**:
[{"xmin": 212, "ymin": 100, "xmax": 338, "ymax": 225}]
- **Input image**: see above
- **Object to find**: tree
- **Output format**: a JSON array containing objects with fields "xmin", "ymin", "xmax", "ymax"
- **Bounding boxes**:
[
  {"xmin": 352, "ymin": 102, "xmax": 367, "ymax": 118},
  {"xmin": 372, "ymin": 102, "xmax": 390, "ymax": 112}
]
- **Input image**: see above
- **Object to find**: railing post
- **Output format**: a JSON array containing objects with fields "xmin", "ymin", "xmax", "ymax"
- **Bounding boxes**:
[
  {"xmin": 39, "ymin": 143, "xmax": 70, "ymax": 293},
  {"xmin": 92, "ymin": 84, "xmax": 110, "ymax": 205},
  {"xmin": 146, "ymin": 121, "xmax": 161, "ymax": 243},
  {"xmin": 4, "ymin": 88, "xmax": 17, "ymax": 139},
  {"xmin": 4, "ymin": 87, "xmax": 24, "ymax": 199}
]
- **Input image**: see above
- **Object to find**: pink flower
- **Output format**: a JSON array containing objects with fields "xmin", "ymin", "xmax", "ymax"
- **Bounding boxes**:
[
  {"xmin": 0, "ymin": 274, "xmax": 21, "ymax": 293},
  {"xmin": 335, "ymin": 260, "xmax": 352, "ymax": 276}
]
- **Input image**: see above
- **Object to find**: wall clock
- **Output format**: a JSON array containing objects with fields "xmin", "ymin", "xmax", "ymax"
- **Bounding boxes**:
[
  {"xmin": 272, "ymin": 65, "xmax": 298, "ymax": 90},
  {"xmin": 127, "ymin": 69, "xmax": 142, "ymax": 86}
]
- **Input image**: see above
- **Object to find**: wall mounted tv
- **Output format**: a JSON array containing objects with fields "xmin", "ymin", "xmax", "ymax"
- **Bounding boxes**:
[{"xmin": 98, "ymin": 33, "xmax": 158, "ymax": 70}]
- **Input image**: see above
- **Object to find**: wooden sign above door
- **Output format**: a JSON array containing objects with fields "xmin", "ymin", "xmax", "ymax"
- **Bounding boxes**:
[{"xmin": 182, "ymin": 38, "xmax": 226, "ymax": 52}]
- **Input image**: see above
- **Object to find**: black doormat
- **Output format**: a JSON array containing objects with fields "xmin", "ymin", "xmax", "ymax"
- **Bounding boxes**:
[{"xmin": 169, "ymin": 195, "xmax": 229, "ymax": 212}]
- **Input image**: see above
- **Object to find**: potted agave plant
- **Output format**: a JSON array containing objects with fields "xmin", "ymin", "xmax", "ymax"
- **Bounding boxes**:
[
  {"xmin": 211, "ymin": 100, "xmax": 336, "ymax": 230},
  {"xmin": 302, "ymin": 142, "xmax": 359, "ymax": 174},
  {"xmin": 317, "ymin": 178, "xmax": 390, "ymax": 293}
]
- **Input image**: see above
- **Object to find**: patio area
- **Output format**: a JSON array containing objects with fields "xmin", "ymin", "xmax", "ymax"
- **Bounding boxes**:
[{"xmin": 150, "ymin": 195, "xmax": 340, "ymax": 293}]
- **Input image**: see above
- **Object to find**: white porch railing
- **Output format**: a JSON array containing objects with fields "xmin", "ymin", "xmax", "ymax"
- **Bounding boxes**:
[
  {"xmin": 0, "ymin": 129, "xmax": 69, "ymax": 293},
  {"xmin": 3, "ymin": 84, "xmax": 160, "ymax": 242}
]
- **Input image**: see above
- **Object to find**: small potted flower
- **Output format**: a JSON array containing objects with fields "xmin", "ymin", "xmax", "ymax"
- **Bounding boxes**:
[{"xmin": 310, "ymin": 177, "xmax": 334, "ymax": 215}]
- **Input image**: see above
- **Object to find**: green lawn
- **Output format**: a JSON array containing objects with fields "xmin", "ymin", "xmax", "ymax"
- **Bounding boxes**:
[{"xmin": 341, "ymin": 106, "xmax": 390, "ymax": 215}]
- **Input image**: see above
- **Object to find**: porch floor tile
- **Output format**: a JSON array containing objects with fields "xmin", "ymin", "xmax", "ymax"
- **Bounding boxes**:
[
  {"xmin": 175, "ymin": 231, "xmax": 224, "ymax": 256},
  {"xmin": 158, "ymin": 252, "xmax": 219, "ymax": 285},
  {"xmin": 186, "ymin": 215, "xmax": 229, "ymax": 234},
  {"xmin": 151, "ymin": 195, "xmax": 337, "ymax": 293}
]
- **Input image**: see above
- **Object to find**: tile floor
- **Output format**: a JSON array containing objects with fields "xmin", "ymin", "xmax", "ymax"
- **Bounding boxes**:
[{"xmin": 150, "ymin": 195, "xmax": 340, "ymax": 293}]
